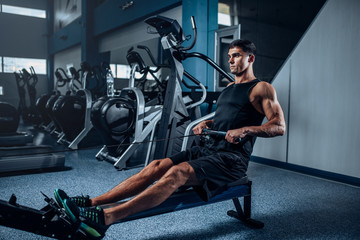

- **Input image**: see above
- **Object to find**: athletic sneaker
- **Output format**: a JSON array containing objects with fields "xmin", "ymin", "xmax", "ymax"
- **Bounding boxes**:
[
  {"xmin": 54, "ymin": 189, "xmax": 91, "ymax": 208},
  {"xmin": 63, "ymin": 199, "xmax": 108, "ymax": 239}
]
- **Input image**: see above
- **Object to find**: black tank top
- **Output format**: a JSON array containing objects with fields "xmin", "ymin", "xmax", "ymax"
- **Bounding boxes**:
[{"xmin": 206, "ymin": 79, "xmax": 265, "ymax": 159}]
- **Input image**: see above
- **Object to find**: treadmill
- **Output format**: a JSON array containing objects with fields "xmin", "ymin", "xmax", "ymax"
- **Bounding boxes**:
[
  {"xmin": 0, "ymin": 102, "xmax": 65, "ymax": 174},
  {"xmin": 0, "ymin": 146, "xmax": 65, "ymax": 174}
]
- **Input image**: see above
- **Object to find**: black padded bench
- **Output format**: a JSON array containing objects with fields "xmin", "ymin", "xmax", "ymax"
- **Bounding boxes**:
[{"xmin": 111, "ymin": 176, "xmax": 264, "ymax": 228}]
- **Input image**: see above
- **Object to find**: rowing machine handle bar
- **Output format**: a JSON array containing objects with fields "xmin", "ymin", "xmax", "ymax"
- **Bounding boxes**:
[{"xmin": 202, "ymin": 129, "xmax": 242, "ymax": 142}]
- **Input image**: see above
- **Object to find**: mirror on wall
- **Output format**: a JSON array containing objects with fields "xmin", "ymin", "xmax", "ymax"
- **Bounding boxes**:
[{"xmin": 54, "ymin": 0, "xmax": 82, "ymax": 32}]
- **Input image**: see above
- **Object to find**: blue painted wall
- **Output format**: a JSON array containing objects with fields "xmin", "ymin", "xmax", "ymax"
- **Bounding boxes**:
[
  {"xmin": 94, "ymin": 0, "xmax": 181, "ymax": 36},
  {"xmin": 48, "ymin": 18, "xmax": 82, "ymax": 55},
  {"xmin": 182, "ymin": 0, "xmax": 218, "ymax": 91},
  {"xmin": 49, "ymin": 0, "xmax": 181, "ymax": 54}
]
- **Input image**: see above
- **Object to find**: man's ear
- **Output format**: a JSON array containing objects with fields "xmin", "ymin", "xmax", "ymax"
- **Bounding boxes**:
[{"xmin": 248, "ymin": 54, "xmax": 255, "ymax": 63}]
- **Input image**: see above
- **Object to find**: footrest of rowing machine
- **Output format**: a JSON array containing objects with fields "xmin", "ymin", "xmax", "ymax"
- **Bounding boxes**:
[{"xmin": 0, "ymin": 193, "xmax": 91, "ymax": 240}]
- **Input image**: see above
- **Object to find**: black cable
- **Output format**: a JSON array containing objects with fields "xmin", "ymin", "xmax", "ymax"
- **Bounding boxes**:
[{"xmin": 1, "ymin": 133, "xmax": 206, "ymax": 159}]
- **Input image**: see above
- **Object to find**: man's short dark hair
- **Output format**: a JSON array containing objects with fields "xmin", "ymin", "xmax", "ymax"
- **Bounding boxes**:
[{"xmin": 229, "ymin": 39, "xmax": 256, "ymax": 55}]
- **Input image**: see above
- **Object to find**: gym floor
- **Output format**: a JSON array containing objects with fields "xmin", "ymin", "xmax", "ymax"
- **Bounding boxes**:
[{"xmin": 0, "ymin": 147, "xmax": 359, "ymax": 240}]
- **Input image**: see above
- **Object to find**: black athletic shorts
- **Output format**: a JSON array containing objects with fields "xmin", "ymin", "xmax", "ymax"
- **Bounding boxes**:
[{"xmin": 170, "ymin": 146, "xmax": 249, "ymax": 201}]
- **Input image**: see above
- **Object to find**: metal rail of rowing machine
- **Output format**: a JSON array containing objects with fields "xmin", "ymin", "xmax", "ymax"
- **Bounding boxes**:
[{"xmin": 106, "ymin": 176, "xmax": 264, "ymax": 229}]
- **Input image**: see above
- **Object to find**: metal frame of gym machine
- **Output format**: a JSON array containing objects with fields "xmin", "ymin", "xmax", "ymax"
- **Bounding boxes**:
[
  {"xmin": 95, "ymin": 59, "xmax": 163, "ymax": 169},
  {"xmin": 149, "ymin": 15, "xmax": 236, "ymax": 159},
  {"xmin": 95, "ymin": 44, "xmax": 207, "ymax": 170}
]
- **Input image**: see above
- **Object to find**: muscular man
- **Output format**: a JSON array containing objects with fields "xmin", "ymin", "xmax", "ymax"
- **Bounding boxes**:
[{"xmin": 55, "ymin": 39, "xmax": 286, "ymax": 238}]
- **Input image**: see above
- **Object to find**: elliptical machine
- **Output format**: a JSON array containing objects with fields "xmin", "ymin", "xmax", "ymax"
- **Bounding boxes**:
[
  {"xmin": 91, "ymin": 48, "xmax": 166, "ymax": 169},
  {"xmin": 36, "ymin": 67, "xmax": 72, "ymax": 131},
  {"xmin": 14, "ymin": 71, "xmax": 27, "ymax": 121},
  {"xmin": 52, "ymin": 62, "xmax": 102, "ymax": 149},
  {"xmin": 13, "ymin": 67, "xmax": 42, "ymax": 125},
  {"xmin": 21, "ymin": 67, "xmax": 42, "ymax": 125}
]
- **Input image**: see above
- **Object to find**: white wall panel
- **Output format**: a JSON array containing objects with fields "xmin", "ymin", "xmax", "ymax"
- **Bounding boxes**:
[
  {"xmin": 253, "ymin": 0, "xmax": 360, "ymax": 178},
  {"xmin": 287, "ymin": 0, "xmax": 360, "ymax": 178},
  {"xmin": 252, "ymin": 61, "xmax": 290, "ymax": 162}
]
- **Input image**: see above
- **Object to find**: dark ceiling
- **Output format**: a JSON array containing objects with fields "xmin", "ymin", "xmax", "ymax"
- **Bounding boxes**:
[
  {"xmin": 218, "ymin": 0, "xmax": 327, "ymax": 83},
  {"xmin": 220, "ymin": 0, "xmax": 326, "ymax": 31}
]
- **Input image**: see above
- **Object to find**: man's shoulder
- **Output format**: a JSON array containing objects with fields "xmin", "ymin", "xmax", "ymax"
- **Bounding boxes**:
[
  {"xmin": 226, "ymin": 82, "xmax": 235, "ymax": 87},
  {"xmin": 255, "ymin": 80, "xmax": 271, "ymax": 88},
  {"xmin": 251, "ymin": 81, "xmax": 276, "ymax": 99}
]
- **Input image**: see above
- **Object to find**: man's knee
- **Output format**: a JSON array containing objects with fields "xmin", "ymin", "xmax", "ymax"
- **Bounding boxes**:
[
  {"xmin": 163, "ymin": 163, "xmax": 195, "ymax": 187},
  {"xmin": 143, "ymin": 158, "xmax": 173, "ymax": 178}
]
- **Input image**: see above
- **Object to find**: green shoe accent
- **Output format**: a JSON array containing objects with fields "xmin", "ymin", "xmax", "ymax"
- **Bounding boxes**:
[
  {"xmin": 80, "ymin": 222, "xmax": 102, "ymax": 238},
  {"xmin": 63, "ymin": 199, "xmax": 106, "ymax": 238},
  {"xmin": 63, "ymin": 199, "xmax": 78, "ymax": 223},
  {"xmin": 54, "ymin": 189, "xmax": 90, "ymax": 208},
  {"xmin": 54, "ymin": 189, "xmax": 64, "ymax": 207}
]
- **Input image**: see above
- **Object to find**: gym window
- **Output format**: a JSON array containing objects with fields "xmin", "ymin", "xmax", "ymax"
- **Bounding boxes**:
[
  {"xmin": 218, "ymin": 3, "xmax": 231, "ymax": 27},
  {"xmin": 0, "ymin": 4, "xmax": 46, "ymax": 19},
  {"xmin": 3, "ymin": 57, "xmax": 47, "ymax": 74},
  {"xmin": 110, "ymin": 64, "xmax": 156, "ymax": 80}
]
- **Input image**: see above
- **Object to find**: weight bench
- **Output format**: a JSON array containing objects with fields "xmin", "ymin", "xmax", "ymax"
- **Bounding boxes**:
[{"xmin": 0, "ymin": 176, "xmax": 263, "ymax": 239}]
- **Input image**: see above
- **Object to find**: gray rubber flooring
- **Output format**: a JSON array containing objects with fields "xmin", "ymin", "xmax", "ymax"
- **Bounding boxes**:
[{"xmin": 1, "ymin": 148, "xmax": 359, "ymax": 239}]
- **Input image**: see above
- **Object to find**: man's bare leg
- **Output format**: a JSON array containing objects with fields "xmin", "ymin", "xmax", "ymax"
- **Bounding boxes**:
[
  {"xmin": 90, "ymin": 158, "xmax": 174, "ymax": 206},
  {"xmin": 103, "ymin": 162, "xmax": 199, "ymax": 225}
]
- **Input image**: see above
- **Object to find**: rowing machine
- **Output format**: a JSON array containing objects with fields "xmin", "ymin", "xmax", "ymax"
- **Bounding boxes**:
[{"xmin": 0, "ymin": 176, "xmax": 263, "ymax": 239}]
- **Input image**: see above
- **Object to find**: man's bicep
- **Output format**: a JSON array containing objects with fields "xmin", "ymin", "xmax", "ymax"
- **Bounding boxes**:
[{"xmin": 261, "ymin": 86, "xmax": 284, "ymax": 122}]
